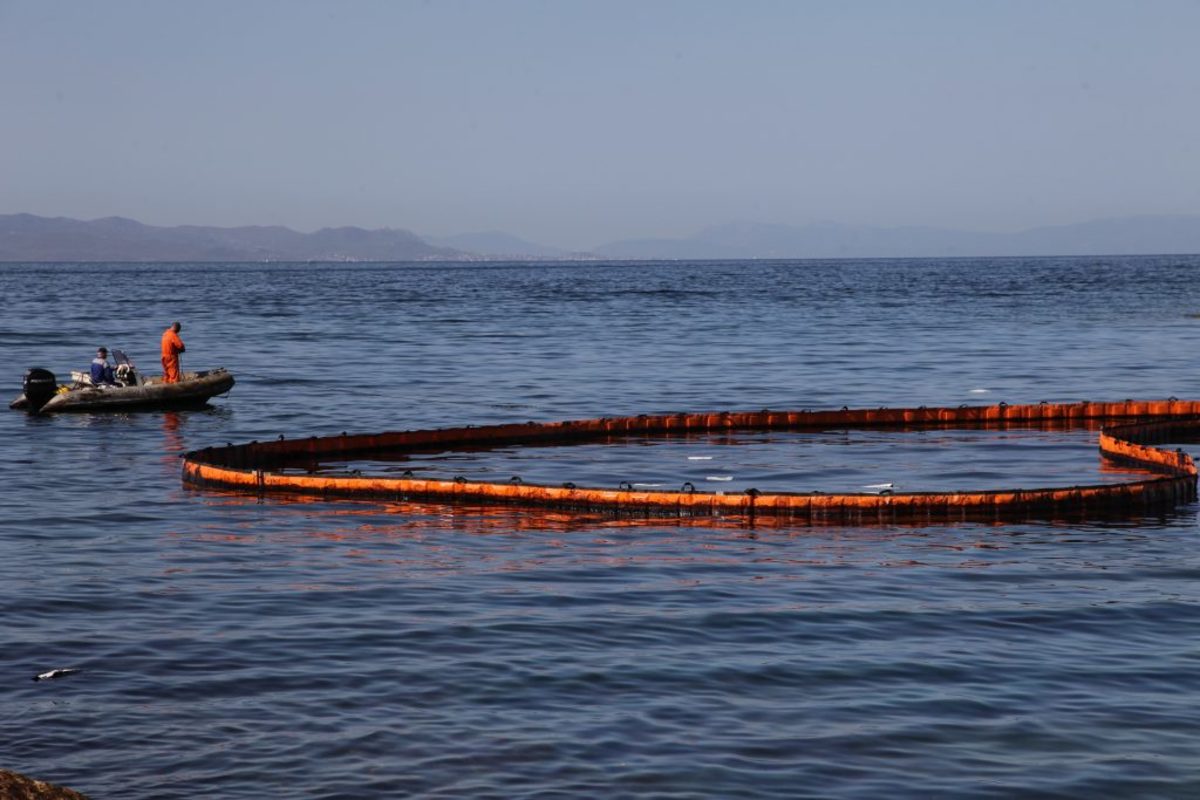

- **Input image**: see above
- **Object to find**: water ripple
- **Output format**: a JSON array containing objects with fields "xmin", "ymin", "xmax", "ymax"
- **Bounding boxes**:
[{"xmin": 4, "ymin": 258, "xmax": 1200, "ymax": 798}]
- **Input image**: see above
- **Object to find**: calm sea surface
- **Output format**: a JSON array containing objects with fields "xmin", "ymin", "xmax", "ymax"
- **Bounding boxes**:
[{"xmin": 3, "ymin": 257, "xmax": 1200, "ymax": 799}]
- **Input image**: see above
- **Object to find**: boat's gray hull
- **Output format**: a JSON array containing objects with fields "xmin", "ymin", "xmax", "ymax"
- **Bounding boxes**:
[{"xmin": 10, "ymin": 369, "xmax": 235, "ymax": 412}]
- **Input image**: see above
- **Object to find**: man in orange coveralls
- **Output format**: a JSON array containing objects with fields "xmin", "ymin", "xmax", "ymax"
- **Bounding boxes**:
[{"xmin": 161, "ymin": 321, "xmax": 186, "ymax": 383}]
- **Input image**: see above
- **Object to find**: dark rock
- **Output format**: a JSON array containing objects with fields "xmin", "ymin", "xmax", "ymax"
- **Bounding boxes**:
[{"xmin": 0, "ymin": 769, "xmax": 90, "ymax": 800}]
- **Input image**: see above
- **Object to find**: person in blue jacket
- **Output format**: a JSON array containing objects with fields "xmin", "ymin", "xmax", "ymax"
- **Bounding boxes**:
[{"xmin": 90, "ymin": 347, "xmax": 116, "ymax": 385}]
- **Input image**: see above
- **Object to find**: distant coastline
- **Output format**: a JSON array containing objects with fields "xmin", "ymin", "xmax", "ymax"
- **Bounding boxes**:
[{"xmin": 2, "ymin": 212, "xmax": 1199, "ymax": 262}]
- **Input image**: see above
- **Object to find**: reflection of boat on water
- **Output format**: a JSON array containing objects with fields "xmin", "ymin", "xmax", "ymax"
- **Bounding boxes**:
[{"xmin": 11, "ymin": 366, "xmax": 234, "ymax": 413}]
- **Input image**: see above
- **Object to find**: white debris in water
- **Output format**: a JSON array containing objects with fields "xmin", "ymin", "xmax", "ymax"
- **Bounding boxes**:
[
  {"xmin": 863, "ymin": 483, "xmax": 895, "ymax": 490},
  {"xmin": 968, "ymin": 388, "xmax": 990, "ymax": 394},
  {"xmin": 687, "ymin": 456, "xmax": 714, "ymax": 460},
  {"xmin": 706, "ymin": 475, "xmax": 733, "ymax": 481},
  {"xmin": 33, "ymin": 668, "xmax": 80, "ymax": 682}
]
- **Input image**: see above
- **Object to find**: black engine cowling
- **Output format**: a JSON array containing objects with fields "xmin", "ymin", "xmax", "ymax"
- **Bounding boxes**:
[{"xmin": 23, "ymin": 368, "xmax": 57, "ymax": 413}]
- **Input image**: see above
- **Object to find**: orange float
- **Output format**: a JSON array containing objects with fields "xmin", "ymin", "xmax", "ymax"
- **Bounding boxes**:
[{"xmin": 181, "ymin": 401, "xmax": 1200, "ymax": 523}]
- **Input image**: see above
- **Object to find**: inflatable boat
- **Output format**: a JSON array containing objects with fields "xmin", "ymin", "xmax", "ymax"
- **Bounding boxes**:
[{"xmin": 11, "ymin": 366, "xmax": 234, "ymax": 413}]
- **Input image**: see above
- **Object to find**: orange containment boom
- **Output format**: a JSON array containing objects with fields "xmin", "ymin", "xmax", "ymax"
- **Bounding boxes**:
[{"xmin": 181, "ymin": 400, "xmax": 1200, "ymax": 524}]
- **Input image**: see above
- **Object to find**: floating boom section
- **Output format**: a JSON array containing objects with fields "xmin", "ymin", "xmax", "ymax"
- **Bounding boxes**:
[{"xmin": 182, "ymin": 401, "xmax": 1200, "ymax": 523}]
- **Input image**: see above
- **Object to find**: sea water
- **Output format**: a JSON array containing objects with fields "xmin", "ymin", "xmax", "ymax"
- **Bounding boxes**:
[{"xmin": 2, "ymin": 257, "xmax": 1200, "ymax": 798}]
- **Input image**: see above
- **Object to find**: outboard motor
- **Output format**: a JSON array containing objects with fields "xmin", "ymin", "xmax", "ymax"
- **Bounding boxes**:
[{"xmin": 22, "ymin": 368, "xmax": 57, "ymax": 413}]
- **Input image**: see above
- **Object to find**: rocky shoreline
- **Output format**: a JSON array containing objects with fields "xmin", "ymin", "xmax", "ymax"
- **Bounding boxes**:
[{"xmin": 0, "ymin": 769, "xmax": 89, "ymax": 800}]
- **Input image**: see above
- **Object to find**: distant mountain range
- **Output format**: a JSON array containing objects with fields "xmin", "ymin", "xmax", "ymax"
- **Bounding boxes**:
[
  {"xmin": 1, "ymin": 213, "xmax": 1198, "ymax": 262},
  {"xmin": 593, "ymin": 217, "xmax": 1200, "ymax": 259},
  {"xmin": 0, "ymin": 214, "xmax": 462, "ymax": 262}
]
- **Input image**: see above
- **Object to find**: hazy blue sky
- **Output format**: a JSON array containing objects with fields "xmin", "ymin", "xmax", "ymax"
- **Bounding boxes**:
[{"xmin": 2, "ymin": 0, "xmax": 1198, "ymax": 249}]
